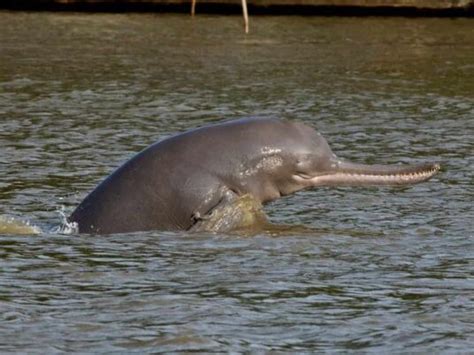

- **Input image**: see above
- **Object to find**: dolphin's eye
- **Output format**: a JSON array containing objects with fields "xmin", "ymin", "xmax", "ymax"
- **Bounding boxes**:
[
  {"xmin": 295, "ymin": 159, "xmax": 308, "ymax": 170},
  {"xmin": 295, "ymin": 154, "xmax": 314, "ymax": 169}
]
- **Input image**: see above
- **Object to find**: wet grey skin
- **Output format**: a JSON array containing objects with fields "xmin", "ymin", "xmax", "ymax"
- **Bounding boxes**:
[{"xmin": 69, "ymin": 118, "xmax": 440, "ymax": 234}]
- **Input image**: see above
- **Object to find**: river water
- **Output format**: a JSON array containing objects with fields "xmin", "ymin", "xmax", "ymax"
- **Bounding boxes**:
[{"xmin": 1, "ymin": 11, "xmax": 473, "ymax": 352}]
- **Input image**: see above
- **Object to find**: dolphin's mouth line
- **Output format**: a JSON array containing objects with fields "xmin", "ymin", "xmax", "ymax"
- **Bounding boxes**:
[{"xmin": 293, "ymin": 163, "xmax": 440, "ymax": 186}]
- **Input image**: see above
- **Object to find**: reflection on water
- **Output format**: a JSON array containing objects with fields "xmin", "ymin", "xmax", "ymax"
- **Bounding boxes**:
[{"xmin": 0, "ymin": 11, "xmax": 473, "ymax": 352}]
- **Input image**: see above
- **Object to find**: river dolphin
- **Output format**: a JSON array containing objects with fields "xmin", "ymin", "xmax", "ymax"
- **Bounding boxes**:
[{"xmin": 69, "ymin": 118, "xmax": 440, "ymax": 234}]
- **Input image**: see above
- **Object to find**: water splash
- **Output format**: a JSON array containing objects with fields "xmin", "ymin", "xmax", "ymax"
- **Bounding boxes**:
[{"xmin": 53, "ymin": 206, "xmax": 78, "ymax": 234}]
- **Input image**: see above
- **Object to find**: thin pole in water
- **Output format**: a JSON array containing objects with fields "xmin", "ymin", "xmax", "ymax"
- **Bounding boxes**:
[
  {"xmin": 190, "ymin": 0, "xmax": 249, "ymax": 34},
  {"xmin": 242, "ymin": 0, "xmax": 249, "ymax": 34}
]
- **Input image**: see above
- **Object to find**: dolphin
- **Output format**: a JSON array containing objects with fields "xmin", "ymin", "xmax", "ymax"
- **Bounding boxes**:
[{"xmin": 69, "ymin": 118, "xmax": 440, "ymax": 234}]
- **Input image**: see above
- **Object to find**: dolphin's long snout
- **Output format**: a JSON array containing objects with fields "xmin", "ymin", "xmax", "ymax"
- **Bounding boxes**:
[{"xmin": 295, "ymin": 160, "xmax": 440, "ymax": 187}]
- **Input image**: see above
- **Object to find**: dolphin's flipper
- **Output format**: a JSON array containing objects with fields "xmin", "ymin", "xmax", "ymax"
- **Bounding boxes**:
[{"xmin": 189, "ymin": 192, "xmax": 269, "ymax": 234}]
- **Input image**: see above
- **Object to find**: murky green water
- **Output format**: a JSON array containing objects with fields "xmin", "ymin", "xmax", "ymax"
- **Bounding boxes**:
[{"xmin": 1, "ymin": 11, "xmax": 473, "ymax": 352}]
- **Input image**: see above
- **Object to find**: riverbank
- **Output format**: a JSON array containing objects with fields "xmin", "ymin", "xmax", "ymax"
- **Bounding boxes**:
[{"xmin": 2, "ymin": 0, "xmax": 474, "ymax": 16}]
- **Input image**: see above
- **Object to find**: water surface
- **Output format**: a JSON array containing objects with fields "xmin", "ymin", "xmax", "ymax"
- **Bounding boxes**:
[{"xmin": 0, "ymin": 12, "xmax": 473, "ymax": 352}]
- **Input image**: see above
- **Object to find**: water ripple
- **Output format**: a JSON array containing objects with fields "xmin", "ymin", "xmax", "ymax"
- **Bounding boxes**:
[{"xmin": 1, "ymin": 12, "xmax": 473, "ymax": 353}]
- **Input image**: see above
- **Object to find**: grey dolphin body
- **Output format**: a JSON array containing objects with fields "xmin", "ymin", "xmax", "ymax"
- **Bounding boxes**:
[{"xmin": 69, "ymin": 118, "xmax": 440, "ymax": 234}]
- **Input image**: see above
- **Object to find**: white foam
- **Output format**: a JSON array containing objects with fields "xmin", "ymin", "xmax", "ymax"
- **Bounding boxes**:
[{"xmin": 53, "ymin": 206, "xmax": 78, "ymax": 234}]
